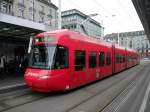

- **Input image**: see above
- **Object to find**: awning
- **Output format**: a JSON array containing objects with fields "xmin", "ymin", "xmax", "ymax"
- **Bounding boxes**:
[
  {"xmin": 0, "ymin": 12, "xmax": 48, "ymax": 39},
  {"xmin": 132, "ymin": 0, "xmax": 150, "ymax": 42}
]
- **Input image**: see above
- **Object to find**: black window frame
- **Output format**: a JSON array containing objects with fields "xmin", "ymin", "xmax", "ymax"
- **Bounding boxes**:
[
  {"xmin": 53, "ymin": 45, "xmax": 69, "ymax": 69},
  {"xmin": 106, "ymin": 52, "xmax": 111, "ymax": 65},
  {"xmin": 75, "ymin": 50, "xmax": 86, "ymax": 71},
  {"xmin": 88, "ymin": 51, "xmax": 97, "ymax": 68},
  {"xmin": 115, "ymin": 53, "xmax": 119, "ymax": 63},
  {"xmin": 99, "ymin": 51, "xmax": 105, "ymax": 66},
  {"xmin": 28, "ymin": 44, "xmax": 69, "ymax": 69}
]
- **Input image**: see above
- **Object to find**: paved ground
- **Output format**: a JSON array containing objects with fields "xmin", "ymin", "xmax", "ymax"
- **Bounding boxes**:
[
  {"xmin": 0, "ymin": 61, "xmax": 149, "ymax": 112},
  {"xmin": 0, "ymin": 76, "xmax": 24, "ymax": 88}
]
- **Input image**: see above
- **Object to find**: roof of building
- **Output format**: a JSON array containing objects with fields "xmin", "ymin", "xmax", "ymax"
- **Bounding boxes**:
[
  {"xmin": 62, "ymin": 9, "xmax": 102, "ymax": 27},
  {"xmin": 37, "ymin": 0, "xmax": 58, "ymax": 9},
  {"xmin": 104, "ymin": 30, "xmax": 145, "ymax": 39}
]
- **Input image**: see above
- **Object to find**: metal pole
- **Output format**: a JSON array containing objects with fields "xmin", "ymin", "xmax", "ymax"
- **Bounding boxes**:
[
  {"xmin": 118, "ymin": 33, "xmax": 119, "ymax": 45},
  {"xmin": 28, "ymin": 36, "xmax": 33, "ymax": 53},
  {"xmin": 80, "ymin": 13, "xmax": 98, "ymax": 25},
  {"xmin": 58, "ymin": 0, "xmax": 62, "ymax": 29},
  {"xmin": 126, "ymin": 33, "xmax": 128, "ymax": 48}
]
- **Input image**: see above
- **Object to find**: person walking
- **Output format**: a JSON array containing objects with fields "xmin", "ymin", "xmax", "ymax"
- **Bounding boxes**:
[{"xmin": 0, "ymin": 54, "xmax": 6, "ymax": 79}]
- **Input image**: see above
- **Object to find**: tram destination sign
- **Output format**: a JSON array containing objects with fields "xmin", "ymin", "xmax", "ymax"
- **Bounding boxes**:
[{"xmin": 34, "ymin": 36, "xmax": 55, "ymax": 43}]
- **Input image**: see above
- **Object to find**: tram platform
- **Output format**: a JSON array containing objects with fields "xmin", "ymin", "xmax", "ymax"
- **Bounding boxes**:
[{"xmin": 0, "ymin": 76, "xmax": 27, "ymax": 94}]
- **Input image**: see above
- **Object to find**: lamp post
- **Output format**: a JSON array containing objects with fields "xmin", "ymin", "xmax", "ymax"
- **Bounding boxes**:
[
  {"xmin": 58, "ymin": 0, "xmax": 62, "ymax": 29},
  {"xmin": 111, "ymin": 15, "xmax": 120, "ymax": 45},
  {"xmin": 80, "ymin": 13, "xmax": 98, "ymax": 25},
  {"xmin": 117, "ymin": 33, "xmax": 120, "ymax": 45},
  {"xmin": 108, "ymin": 15, "xmax": 121, "ymax": 45},
  {"xmin": 78, "ymin": 13, "xmax": 98, "ymax": 36}
]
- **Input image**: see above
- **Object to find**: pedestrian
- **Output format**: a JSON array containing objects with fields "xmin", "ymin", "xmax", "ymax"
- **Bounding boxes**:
[{"xmin": 0, "ymin": 54, "xmax": 6, "ymax": 79}]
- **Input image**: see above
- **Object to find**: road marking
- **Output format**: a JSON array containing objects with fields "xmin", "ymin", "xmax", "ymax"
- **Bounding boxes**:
[
  {"xmin": 0, "ymin": 83, "xmax": 26, "ymax": 90},
  {"xmin": 139, "ymin": 78, "xmax": 150, "ymax": 112},
  {"xmin": 101, "ymin": 81, "xmax": 136, "ymax": 112}
]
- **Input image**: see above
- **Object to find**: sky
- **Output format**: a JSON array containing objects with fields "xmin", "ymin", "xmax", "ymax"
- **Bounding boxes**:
[{"xmin": 51, "ymin": 0, "xmax": 144, "ymax": 35}]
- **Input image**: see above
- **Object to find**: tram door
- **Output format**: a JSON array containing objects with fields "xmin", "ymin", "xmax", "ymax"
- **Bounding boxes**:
[{"xmin": 73, "ymin": 50, "xmax": 86, "ymax": 86}]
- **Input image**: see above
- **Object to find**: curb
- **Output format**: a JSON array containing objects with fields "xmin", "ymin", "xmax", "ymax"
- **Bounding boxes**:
[{"xmin": 0, "ymin": 83, "xmax": 28, "ymax": 94}]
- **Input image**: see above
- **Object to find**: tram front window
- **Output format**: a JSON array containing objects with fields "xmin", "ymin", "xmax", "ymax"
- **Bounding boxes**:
[{"xmin": 29, "ymin": 44, "xmax": 68, "ymax": 69}]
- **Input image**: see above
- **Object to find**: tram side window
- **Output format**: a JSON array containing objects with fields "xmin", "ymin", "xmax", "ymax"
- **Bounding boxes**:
[
  {"xmin": 54, "ymin": 46, "xmax": 68, "ymax": 69},
  {"xmin": 99, "ymin": 52, "xmax": 105, "ymax": 66},
  {"xmin": 106, "ymin": 52, "xmax": 111, "ymax": 65},
  {"xmin": 75, "ymin": 50, "xmax": 85, "ymax": 71},
  {"xmin": 119, "ymin": 54, "xmax": 123, "ymax": 63},
  {"xmin": 123, "ymin": 54, "xmax": 125, "ymax": 62},
  {"xmin": 127, "ymin": 55, "xmax": 130, "ymax": 62},
  {"xmin": 115, "ymin": 54, "xmax": 119, "ymax": 63},
  {"xmin": 88, "ymin": 51, "xmax": 97, "ymax": 68}
]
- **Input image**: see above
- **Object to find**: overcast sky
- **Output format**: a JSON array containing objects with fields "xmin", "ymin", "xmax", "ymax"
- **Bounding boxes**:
[{"xmin": 51, "ymin": 0, "xmax": 144, "ymax": 35}]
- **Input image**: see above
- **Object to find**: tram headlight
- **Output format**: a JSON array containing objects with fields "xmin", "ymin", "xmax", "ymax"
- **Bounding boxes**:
[{"xmin": 39, "ymin": 75, "xmax": 49, "ymax": 79}]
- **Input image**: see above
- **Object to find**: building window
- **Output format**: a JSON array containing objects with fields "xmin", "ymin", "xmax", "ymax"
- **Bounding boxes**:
[
  {"xmin": 99, "ymin": 52, "xmax": 105, "ymax": 66},
  {"xmin": 29, "ymin": 10, "xmax": 34, "ymax": 20},
  {"xmin": 130, "ymin": 41, "xmax": 132, "ymax": 48},
  {"xmin": 88, "ymin": 51, "xmax": 97, "ymax": 68},
  {"xmin": 47, "ymin": 16, "xmax": 52, "ymax": 26},
  {"xmin": 39, "ymin": 15, "xmax": 44, "ymax": 23},
  {"xmin": 18, "ymin": 9, "xmax": 24, "ymax": 17},
  {"xmin": 40, "ymin": 5, "xmax": 44, "ymax": 12},
  {"xmin": 49, "ymin": 9, "xmax": 52, "ymax": 16},
  {"xmin": 18, "ymin": 0, "xmax": 24, "ymax": 4},
  {"xmin": 29, "ymin": 0, "xmax": 34, "ymax": 7},
  {"xmin": 1, "ymin": 1, "xmax": 7, "ymax": 13},
  {"xmin": 39, "ymin": 5, "xmax": 45, "ymax": 23},
  {"xmin": 75, "ymin": 50, "xmax": 85, "ymax": 71},
  {"xmin": 47, "ymin": 9, "xmax": 52, "ymax": 25}
]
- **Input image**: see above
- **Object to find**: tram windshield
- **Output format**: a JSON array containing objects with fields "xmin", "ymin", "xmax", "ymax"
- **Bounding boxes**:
[{"xmin": 29, "ymin": 44, "xmax": 68, "ymax": 69}]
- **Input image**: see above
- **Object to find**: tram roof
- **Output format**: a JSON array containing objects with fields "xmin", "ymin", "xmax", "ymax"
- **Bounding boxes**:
[
  {"xmin": 35, "ymin": 29, "xmax": 138, "ymax": 53},
  {"xmin": 36, "ymin": 29, "xmax": 113, "ymax": 48}
]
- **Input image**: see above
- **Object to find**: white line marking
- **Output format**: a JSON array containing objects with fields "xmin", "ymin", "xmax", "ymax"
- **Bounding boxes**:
[
  {"xmin": 139, "ymin": 79, "xmax": 150, "ymax": 112},
  {"xmin": 101, "ymin": 82, "xmax": 136, "ymax": 112},
  {"xmin": 0, "ymin": 83, "xmax": 26, "ymax": 90}
]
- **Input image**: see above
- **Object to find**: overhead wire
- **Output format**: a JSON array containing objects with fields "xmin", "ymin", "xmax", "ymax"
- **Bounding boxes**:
[
  {"xmin": 92, "ymin": 0, "xmax": 125, "ymax": 33},
  {"xmin": 92, "ymin": 0, "xmax": 114, "ymax": 16},
  {"xmin": 116, "ymin": 0, "xmax": 139, "ymax": 30}
]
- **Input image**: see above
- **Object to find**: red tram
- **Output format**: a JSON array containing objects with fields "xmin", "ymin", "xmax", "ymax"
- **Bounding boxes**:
[{"xmin": 24, "ymin": 30, "xmax": 140, "ymax": 92}]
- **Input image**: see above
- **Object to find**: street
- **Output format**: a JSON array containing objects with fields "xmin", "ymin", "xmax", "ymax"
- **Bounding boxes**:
[{"xmin": 0, "ymin": 61, "xmax": 149, "ymax": 112}]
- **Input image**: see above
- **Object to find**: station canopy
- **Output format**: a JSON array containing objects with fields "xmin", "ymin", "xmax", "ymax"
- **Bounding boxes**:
[
  {"xmin": 132, "ymin": 0, "xmax": 150, "ymax": 41},
  {"xmin": 0, "ymin": 12, "xmax": 47, "ymax": 39}
]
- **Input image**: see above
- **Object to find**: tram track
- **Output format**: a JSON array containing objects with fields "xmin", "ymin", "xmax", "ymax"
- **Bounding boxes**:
[
  {"xmin": 100, "ymin": 63, "xmax": 150, "ymax": 112},
  {"xmin": 64, "ymin": 63, "xmax": 148, "ymax": 112},
  {"xmin": 0, "ymin": 62, "xmax": 148, "ymax": 112},
  {"xmin": 0, "ymin": 90, "xmax": 50, "ymax": 111}
]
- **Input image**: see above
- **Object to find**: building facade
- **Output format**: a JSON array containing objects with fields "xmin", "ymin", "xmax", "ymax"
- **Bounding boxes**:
[
  {"xmin": 0, "ymin": 0, "xmax": 58, "ymax": 76},
  {"xmin": 0, "ymin": 0, "xmax": 58, "ymax": 30},
  {"xmin": 104, "ymin": 31, "xmax": 150, "ymax": 58},
  {"xmin": 61, "ymin": 9, "xmax": 104, "ymax": 39}
]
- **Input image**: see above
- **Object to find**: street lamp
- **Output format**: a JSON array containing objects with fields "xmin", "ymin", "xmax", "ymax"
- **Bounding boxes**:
[
  {"xmin": 78, "ymin": 13, "xmax": 98, "ymax": 36},
  {"xmin": 58, "ymin": 0, "xmax": 62, "ymax": 29},
  {"xmin": 111, "ymin": 15, "xmax": 120, "ymax": 45},
  {"xmin": 80, "ymin": 13, "xmax": 98, "ymax": 25},
  {"xmin": 108, "ymin": 15, "xmax": 121, "ymax": 45}
]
